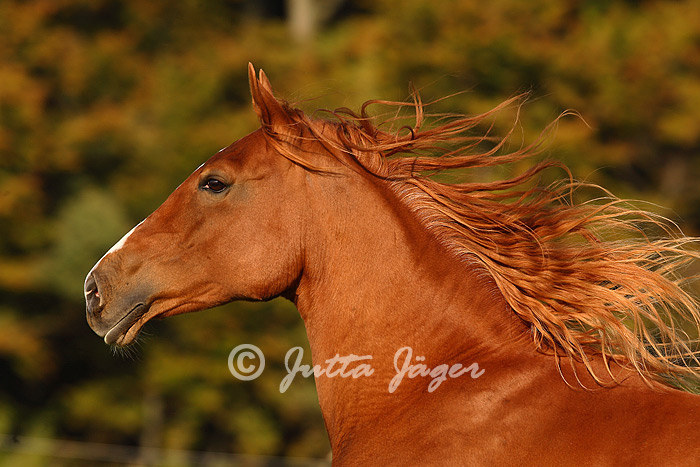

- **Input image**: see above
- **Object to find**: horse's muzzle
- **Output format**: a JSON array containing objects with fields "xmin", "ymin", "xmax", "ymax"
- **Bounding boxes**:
[{"xmin": 84, "ymin": 268, "xmax": 152, "ymax": 345}]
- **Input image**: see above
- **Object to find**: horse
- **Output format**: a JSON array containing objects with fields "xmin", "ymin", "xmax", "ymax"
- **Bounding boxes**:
[{"xmin": 85, "ymin": 64, "xmax": 700, "ymax": 465}]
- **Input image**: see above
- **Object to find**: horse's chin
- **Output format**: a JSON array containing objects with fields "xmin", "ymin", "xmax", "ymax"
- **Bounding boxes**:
[{"xmin": 103, "ymin": 303, "xmax": 150, "ymax": 346}]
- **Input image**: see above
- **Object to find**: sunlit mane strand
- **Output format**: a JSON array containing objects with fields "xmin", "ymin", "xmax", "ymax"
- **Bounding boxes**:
[{"xmin": 258, "ymin": 91, "xmax": 700, "ymax": 392}]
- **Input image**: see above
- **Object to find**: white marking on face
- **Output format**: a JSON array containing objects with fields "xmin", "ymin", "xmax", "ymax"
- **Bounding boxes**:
[
  {"xmin": 85, "ymin": 219, "xmax": 145, "ymax": 286},
  {"xmin": 106, "ymin": 221, "xmax": 142, "ymax": 256}
]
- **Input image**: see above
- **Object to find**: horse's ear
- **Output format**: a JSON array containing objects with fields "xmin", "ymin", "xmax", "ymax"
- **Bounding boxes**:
[{"xmin": 248, "ymin": 63, "xmax": 291, "ymax": 129}]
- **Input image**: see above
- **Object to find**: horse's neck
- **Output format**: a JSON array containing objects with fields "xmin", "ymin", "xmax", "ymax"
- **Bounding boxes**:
[
  {"xmin": 296, "ymin": 237, "xmax": 526, "ymax": 359},
  {"xmin": 292, "ymin": 173, "xmax": 538, "ymax": 445}
]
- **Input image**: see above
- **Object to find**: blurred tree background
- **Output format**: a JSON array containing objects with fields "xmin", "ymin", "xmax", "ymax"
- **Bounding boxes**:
[{"xmin": 1, "ymin": 0, "xmax": 699, "ymax": 464}]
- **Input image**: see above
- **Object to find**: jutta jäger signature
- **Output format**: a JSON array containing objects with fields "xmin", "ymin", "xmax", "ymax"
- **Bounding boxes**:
[{"xmin": 277, "ymin": 346, "xmax": 485, "ymax": 393}]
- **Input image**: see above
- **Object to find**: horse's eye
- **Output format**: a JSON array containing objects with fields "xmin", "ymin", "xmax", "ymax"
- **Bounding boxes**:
[{"xmin": 203, "ymin": 178, "xmax": 227, "ymax": 193}]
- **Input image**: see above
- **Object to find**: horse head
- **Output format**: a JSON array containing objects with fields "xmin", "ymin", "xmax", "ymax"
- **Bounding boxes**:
[{"xmin": 85, "ymin": 65, "xmax": 311, "ymax": 345}]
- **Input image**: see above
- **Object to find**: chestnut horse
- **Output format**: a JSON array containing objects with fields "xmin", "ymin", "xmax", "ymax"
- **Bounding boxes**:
[{"xmin": 86, "ymin": 64, "xmax": 700, "ymax": 465}]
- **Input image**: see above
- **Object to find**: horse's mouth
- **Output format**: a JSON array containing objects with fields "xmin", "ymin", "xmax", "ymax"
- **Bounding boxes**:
[{"xmin": 104, "ymin": 303, "xmax": 149, "ymax": 346}]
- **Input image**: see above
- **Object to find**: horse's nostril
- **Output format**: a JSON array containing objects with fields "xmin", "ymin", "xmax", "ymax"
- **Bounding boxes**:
[
  {"xmin": 85, "ymin": 274, "xmax": 96, "ymax": 295},
  {"xmin": 85, "ymin": 273, "xmax": 103, "ymax": 314}
]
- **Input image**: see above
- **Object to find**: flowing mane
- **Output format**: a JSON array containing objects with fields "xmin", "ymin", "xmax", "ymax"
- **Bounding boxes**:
[{"xmin": 254, "ymin": 84, "xmax": 700, "ymax": 391}]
